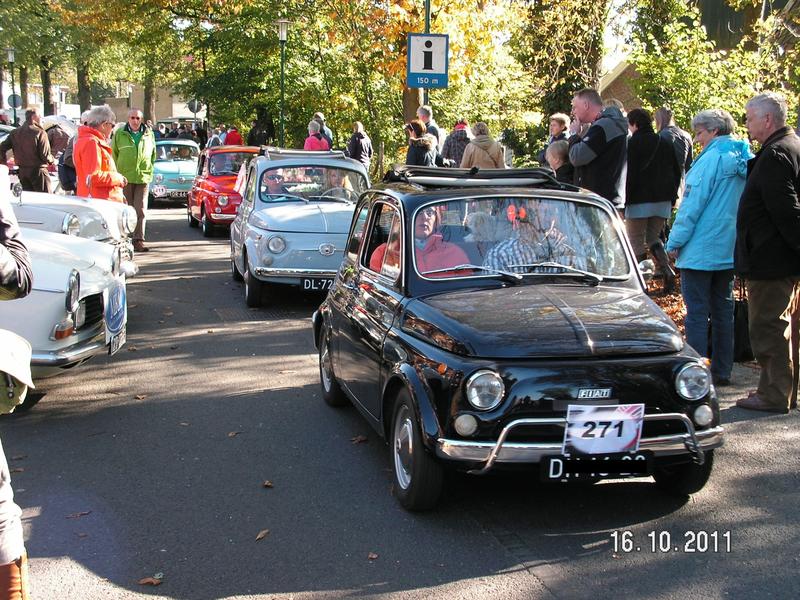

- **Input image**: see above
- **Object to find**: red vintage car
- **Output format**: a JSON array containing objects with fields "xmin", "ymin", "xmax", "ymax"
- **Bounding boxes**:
[{"xmin": 187, "ymin": 145, "xmax": 259, "ymax": 236}]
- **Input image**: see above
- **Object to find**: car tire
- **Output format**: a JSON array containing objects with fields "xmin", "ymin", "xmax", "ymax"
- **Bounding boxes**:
[
  {"xmin": 391, "ymin": 388, "xmax": 444, "ymax": 511},
  {"xmin": 188, "ymin": 206, "xmax": 198, "ymax": 228},
  {"xmin": 230, "ymin": 251, "xmax": 244, "ymax": 282},
  {"xmin": 653, "ymin": 451, "xmax": 714, "ymax": 496},
  {"xmin": 318, "ymin": 327, "xmax": 347, "ymax": 407},
  {"xmin": 243, "ymin": 256, "xmax": 263, "ymax": 307}
]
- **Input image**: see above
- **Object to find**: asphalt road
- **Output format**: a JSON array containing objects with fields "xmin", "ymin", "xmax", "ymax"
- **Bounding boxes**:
[{"xmin": 2, "ymin": 207, "xmax": 798, "ymax": 600}]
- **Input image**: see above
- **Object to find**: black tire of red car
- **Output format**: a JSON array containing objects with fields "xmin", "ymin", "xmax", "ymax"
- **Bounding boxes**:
[
  {"xmin": 391, "ymin": 388, "xmax": 444, "ymax": 511},
  {"xmin": 187, "ymin": 206, "xmax": 198, "ymax": 228},
  {"xmin": 318, "ymin": 327, "xmax": 348, "ymax": 406},
  {"xmin": 201, "ymin": 210, "xmax": 215, "ymax": 237},
  {"xmin": 653, "ymin": 450, "xmax": 714, "ymax": 496},
  {"xmin": 243, "ymin": 255, "xmax": 263, "ymax": 307}
]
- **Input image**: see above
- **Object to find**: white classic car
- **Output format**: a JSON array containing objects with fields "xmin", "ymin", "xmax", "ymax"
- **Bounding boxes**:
[
  {"xmin": 0, "ymin": 227, "xmax": 128, "ymax": 382},
  {"xmin": 11, "ymin": 190, "xmax": 138, "ymax": 276}
]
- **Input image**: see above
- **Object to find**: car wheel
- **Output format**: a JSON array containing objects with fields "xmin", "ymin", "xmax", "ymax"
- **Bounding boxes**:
[
  {"xmin": 243, "ymin": 256, "xmax": 263, "ymax": 307},
  {"xmin": 318, "ymin": 327, "xmax": 347, "ymax": 406},
  {"xmin": 188, "ymin": 206, "xmax": 198, "ymax": 228},
  {"xmin": 391, "ymin": 388, "xmax": 444, "ymax": 511},
  {"xmin": 653, "ymin": 451, "xmax": 714, "ymax": 496},
  {"xmin": 201, "ymin": 210, "xmax": 214, "ymax": 237},
  {"xmin": 230, "ymin": 251, "xmax": 243, "ymax": 282}
]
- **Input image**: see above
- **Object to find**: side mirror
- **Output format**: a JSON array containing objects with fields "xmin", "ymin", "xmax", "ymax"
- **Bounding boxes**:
[{"xmin": 638, "ymin": 259, "xmax": 655, "ymax": 281}]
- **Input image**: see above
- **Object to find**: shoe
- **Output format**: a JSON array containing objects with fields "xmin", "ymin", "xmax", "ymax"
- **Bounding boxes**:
[
  {"xmin": 735, "ymin": 394, "xmax": 789, "ymax": 414},
  {"xmin": 133, "ymin": 241, "xmax": 149, "ymax": 253},
  {"xmin": 649, "ymin": 240, "xmax": 676, "ymax": 294},
  {"xmin": 713, "ymin": 375, "xmax": 731, "ymax": 387}
]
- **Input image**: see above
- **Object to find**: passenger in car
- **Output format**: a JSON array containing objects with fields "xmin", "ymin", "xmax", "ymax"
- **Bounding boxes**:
[{"xmin": 414, "ymin": 207, "xmax": 469, "ymax": 276}]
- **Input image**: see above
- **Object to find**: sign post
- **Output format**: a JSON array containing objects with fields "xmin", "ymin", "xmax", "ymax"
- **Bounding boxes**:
[
  {"xmin": 187, "ymin": 99, "xmax": 203, "ymax": 130},
  {"xmin": 406, "ymin": 33, "xmax": 449, "ymax": 99}
]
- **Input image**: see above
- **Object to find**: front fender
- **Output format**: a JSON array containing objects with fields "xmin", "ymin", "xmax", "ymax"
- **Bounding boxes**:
[
  {"xmin": 384, "ymin": 363, "xmax": 442, "ymax": 452},
  {"xmin": 311, "ymin": 306, "xmax": 325, "ymax": 349}
]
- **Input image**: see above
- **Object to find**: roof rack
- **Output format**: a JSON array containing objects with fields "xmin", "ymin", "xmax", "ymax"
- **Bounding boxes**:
[
  {"xmin": 382, "ymin": 165, "xmax": 580, "ymax": 191},
  {"xmin": 258, "ymin": 146, "xmax": 347, "ymax": 160}
]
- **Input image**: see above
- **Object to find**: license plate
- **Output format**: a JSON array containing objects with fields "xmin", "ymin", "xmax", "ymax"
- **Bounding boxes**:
[
  {"xmin": 151, "ymin": 185, "xmax": 167, "ymax": 197},
  {"xmin": 563, "ymin": 403, "xmax": 645, "ymax": 455},
  {"xmin": 170, "ymin": 190, "xmax": 188, "ymax": 198},
  {"xmin": 109, "ymin": 327, "xmax": 126, "ymax": 355},
  {"xmin": 541, "ymin": 452, "xmax": 652, "ymax": 482},
  {"xmin": 302, "ymin": 278, "xmax": 333, "ymax": 291}
]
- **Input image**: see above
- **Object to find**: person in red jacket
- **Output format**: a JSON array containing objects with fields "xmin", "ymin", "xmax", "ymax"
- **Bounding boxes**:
[
  {"xmin": 414, "ymin": 206, "xmax": 469, "ymax": 277},
  {"xmin": 73, "ymin": 105, "xmax": 127, "ymax": 202},
  {"xmin": 303, "ymin": 120, "xmax": 330, "ymax": 151},
  {"xmin": 225, "ymin": 126, "xmax": 243, "ymax": 146}
]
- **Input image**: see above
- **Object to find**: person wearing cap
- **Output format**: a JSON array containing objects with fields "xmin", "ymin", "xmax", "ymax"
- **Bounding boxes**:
[
  {"xmin": 0, "ymin": 163, "xmax": 34, "ymax": 597},
  {"xmin": 313, "ymin": 112, "xmax": 333, "ymax": 148}
]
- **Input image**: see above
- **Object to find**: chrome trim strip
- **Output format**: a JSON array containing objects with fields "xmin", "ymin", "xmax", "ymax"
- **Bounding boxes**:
[
  {"xmin": 30, "ymin": 329, "xmax": 107, "ymax": 367},
  {"xmin": 253, "ymin": 267, "xmax": 336, "ymax": 278},
  {"xmin": 433, "ymin": 414, "xmax": 724, "ymax": 475},
  {"xmin": 209, "ymin": 213, "xmax": 236, "ymax": 221}
]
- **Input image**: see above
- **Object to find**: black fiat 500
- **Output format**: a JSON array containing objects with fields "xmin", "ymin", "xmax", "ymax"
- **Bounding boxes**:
[{"xmin": 312, "ymin": 167, "xmax": 723, "ymax": 511}]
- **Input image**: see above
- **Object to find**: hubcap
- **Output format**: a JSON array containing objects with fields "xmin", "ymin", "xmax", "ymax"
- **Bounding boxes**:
[
  {"xmin": 393, "ymin": 405, "xmax": 414, "ymax": 490},
  {"xmin": 320, "ymin": 333, "xmax": 332, "ymax": 391}
]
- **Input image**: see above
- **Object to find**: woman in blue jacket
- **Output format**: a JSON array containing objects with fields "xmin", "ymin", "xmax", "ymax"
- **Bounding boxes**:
[{"xmin": 666, "ymin": 109, "xmax": 753, "ymax": 385}]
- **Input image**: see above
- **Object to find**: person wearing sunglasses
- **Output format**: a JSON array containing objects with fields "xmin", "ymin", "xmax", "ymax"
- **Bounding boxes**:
[
  {"xmin": 74, "ymin": 104, "xmax": 127, "ymax": 204},
  {"xmin": 112, "ymin": 108, "xmax": 156, "ymax": 252},
  {"xmin": 262, "ymin": 170, "xmax": 291, "ymax": 197}
]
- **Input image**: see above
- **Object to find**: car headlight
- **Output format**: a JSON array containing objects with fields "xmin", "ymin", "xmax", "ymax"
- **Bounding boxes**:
[
  {"xmin": 61, "ymin": 213, "xmax": 81, "ymax": 236},
  {"xmin": 154, "ymin": 174, "xmax": 164, "ymax": 184},
  {"xmin": 676, "ymin": 362, "xmax": 711, "ymax": 401},
  {"xmin": 119, "ymin": 205, "xmax": 137, "ymax": 235},
  {"xmin": 217, "ymin": 194, "xmax": 229, "ymax": 207},
  {"xmin": 465, "ymin": 369, "xmax": 505, "ymax": 411},
  {"xmin": 65, "ymin": 269, "xmax": 80, "ymax": 313},
  {"xmin": 267, "ymin": 235, "xmax": 286, "ymax": 254}
]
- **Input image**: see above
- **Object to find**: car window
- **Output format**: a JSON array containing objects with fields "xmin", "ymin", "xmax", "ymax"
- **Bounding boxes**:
[
  {"xmin": 197, "ymin": 155, "xmax": 206, "ymax": 176},
  {"xmin": 243, "ymin": 167, "xmax": 257, "ymax": 205},
  {"xmin": 156, "ymin": 144, "xmax": 199, "ymax": 161},
  {"xmin": 347, "ymin": 202, "xmax": 370, "ymax": 260},
  {"xmin": 258, "ymin": 166, "xmax": 368, "ymax": 203},
  {"xmin": 363, "ymin": 203, "xmax": 401, "ymax": 280},
  {"xmin": 411, "ymin": 196, "xmax": 630, "ymax": 280},
  {"xmin": 209, "ymin": 152, "xmax": 253, "ymax": 176}
]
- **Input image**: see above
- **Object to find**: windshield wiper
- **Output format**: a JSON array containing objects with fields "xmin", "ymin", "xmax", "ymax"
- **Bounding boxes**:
[
  {"xmin": 261, "ymin": 193, "xmax": 308, "ymax": 203},
  {"xmin": 421, "ymin": 264, "xmax": 523, "ymax": 284},
  {"xmin": 508, "ymin": 261, "xmax": 603, "ymax": 285}
]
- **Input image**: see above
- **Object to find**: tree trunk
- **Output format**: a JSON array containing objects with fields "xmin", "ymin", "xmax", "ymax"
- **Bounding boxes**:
[
  {"xmin": 0, "ymin": 68, "xmax": 4, "ymax": 109},
  {"xmin": 143, "ymin": 69, "xmax": 156, "ymax": 122},
  {"xmin": 402, "ymin": 86, "xmax": 423, "ymax": 124},
  {"xmin": 19, "ymin": 66, "xmax": 29, "ymax": 107},
  {"xmin": 76, "ymin": 57, "xmax": 91, "ymax": 112},
  {"xmin": 40, "ymin": 57, "xmax": 55, "ymax": 115}
]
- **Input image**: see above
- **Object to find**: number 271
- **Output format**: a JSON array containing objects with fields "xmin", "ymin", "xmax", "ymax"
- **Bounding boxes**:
[{"xmin": 581, "ymin": 420, "xmax": 623, "ymax": 438}]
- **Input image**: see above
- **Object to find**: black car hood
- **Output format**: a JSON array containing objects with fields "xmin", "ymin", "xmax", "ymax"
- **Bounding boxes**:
[{"xmin": 402, "ymin": 285, "xmax": 683, "ymax": 359}]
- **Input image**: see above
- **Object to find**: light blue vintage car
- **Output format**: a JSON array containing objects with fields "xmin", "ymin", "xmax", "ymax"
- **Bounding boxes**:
[
  {"xmin": 229, "ymin": 149, "xmax": 370, "ymax": 306},
  {"xmin": 150, "ymin": 139, "xmax": 200, "ymax": 203}
]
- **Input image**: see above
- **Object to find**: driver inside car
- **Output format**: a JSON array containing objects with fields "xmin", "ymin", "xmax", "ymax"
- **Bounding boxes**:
[
  {"xmin": 322, "ymin": 169, "xmax": 354, "ymax": 199},
  {"xmin": 262, "ymin": 170, "xmax": 291, "ymax": 197}
]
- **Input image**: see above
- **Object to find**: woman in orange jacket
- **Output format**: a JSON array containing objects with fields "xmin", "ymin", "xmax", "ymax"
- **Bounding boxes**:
[{"xmin": 74, "ymin": 105, "xmax": 127, "ymax": 202}]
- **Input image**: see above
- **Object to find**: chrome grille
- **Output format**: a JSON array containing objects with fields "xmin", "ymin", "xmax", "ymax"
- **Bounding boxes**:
[{"xmin": 78, "ymin": 294, "xmax": 104, "ymax": 331}]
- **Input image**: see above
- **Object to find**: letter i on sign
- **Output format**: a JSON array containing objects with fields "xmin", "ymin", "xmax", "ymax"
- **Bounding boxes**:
[{"xmin": 423, "ymin": 41, "xmax": 433, "ymax": 71}]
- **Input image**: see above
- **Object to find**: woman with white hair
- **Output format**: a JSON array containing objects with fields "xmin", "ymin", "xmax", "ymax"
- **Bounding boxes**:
[
  {"xmin": 303, "ymin": 119, "xmax": 330, "ymax": 151},
  {"xmin": 460, "ymin": 122, "xmax": 506, "ymax": 169},
  {"xmin": 73, "ymin": 104, "xmax": 127, "ymax": 202}
]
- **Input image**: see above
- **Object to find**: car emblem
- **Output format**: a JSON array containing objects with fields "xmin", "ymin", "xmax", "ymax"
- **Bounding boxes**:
[
  {"xmin": 177, "ymin": 176, "xmax": 186, "ymax": 184},
  {"xmin": 318, "ymin": 243, "xmax": 335, "ymax": 256},
  {"xmin": 577, "ymin": 388, "xmax": 612, "ymax": 399}
]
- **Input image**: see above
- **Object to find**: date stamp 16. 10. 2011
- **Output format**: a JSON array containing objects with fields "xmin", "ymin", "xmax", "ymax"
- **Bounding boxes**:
[{"xmin": 611, "ymin": 530, "xmax": 731, "ymax": 554}]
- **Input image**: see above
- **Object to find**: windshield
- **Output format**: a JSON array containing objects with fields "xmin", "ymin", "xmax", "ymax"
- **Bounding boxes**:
[
  {"xmin": 156, "ymin": 144, "xmax": 199, "ymax": 161},
  {"xmin": 209, "ymin": 152, "xmax": 253, "ymax": 176},
  {"xmin": 258, "ymin": 166, "xmax": 367, "ymax": 203},
  {"xmin": 411, "ymin": 196, "xmax": 630, "ymax": 280}
]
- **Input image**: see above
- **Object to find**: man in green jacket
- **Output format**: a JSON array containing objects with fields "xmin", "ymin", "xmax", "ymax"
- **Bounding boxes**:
[{"xmin": 112, "ymin": 108, "xmax": 156, "ymax": 252}]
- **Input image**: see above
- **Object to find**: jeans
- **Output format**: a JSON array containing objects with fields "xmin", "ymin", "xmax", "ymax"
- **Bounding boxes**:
[{"xmin": 680, "ymin": 269, "xmax": 734, "ymax": 379}]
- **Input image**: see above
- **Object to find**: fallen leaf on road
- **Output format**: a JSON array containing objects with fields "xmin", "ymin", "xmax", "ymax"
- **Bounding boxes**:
[
  {"xmin": 368, "ymin": 552, "xmax": 379, "ymax": 560},
  {"xmin": 179, "ymin": 422, "xmax": 190, "ymax": 427},
  {"xmin": 207, "ymin": 329, "xmax": 215, "ymax": 333},
  {"xmin": 350, "ymin": 435, "xmax": 368, "ymax": 444},
  {"xmin": 134, "ymin": 394, "xmax": 147, "ymax": 400},
  {"xmin": 66, "ymin": 511, "xmax": 92, "ymax": 519},
  {"xmin": 279, "ymin": 370, "xmax": 297, "ymax": 374},
  {"xmin": 77, "ymin": 533, "xmax": 89, "ymax": 539},
  {"xmin": 228, "ymin": 431, "xmax": 242, "ymax": 438},
  {"xmin": 137, "ymin": 576, "xmax": 163, "ymax": 586},
  {"xmin": 256, "ymin": 529, "xmax": 270, "ymax": 541},
  {"xmin": 262, "ymin": 480, "xmax": 274, "ymax": 488},
  {"xmin": 127, "ymin": 346, "xmax": 138, "ymax": 352},
  {"xmin": 11, "ymin": 455, "xmax": 26, "ymax": 461},
  {"xmin": 169, "ymin": 345, "xmax": 179, "ymax": 350},
  {"xmin": 10, "ymin": 468, "xmax": 24, "ymax": 474}
]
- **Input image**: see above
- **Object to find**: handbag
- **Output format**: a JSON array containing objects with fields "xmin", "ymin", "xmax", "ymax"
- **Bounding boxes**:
[{"xmin": 733, "ymin": 278, "xmax": 754, "ymax": 362}]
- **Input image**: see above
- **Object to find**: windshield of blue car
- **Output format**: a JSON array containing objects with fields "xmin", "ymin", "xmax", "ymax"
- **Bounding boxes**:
[
  {"xmin": 209, "ymin": 152, "xmax": 253, "ymax": 176},
  {"xmin": 412, "ymin": 196, "xmax": 630, "ymax": 281},
  {"xmin": 156, "ymin": 144, "xmax": 199, "ymax": 161},
  {"xmin": 258, "ymin": 166, "xmax": 367, "ymax": 203}
]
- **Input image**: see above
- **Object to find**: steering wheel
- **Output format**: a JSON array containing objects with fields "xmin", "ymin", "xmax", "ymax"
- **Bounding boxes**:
[{"xmin": 317, "ymin": 187, "xmax": 359, "ymax": 202}]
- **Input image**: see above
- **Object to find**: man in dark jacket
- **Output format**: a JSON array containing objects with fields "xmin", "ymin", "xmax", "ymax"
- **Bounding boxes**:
[
  {"xmin": 0, "ymin": 107, "xmax": 54, "ymax": 193},
  {"xmin": 567, "ymin": 89, "xmax": 628, "ymax": 209},
  {"xmin": 441, "ymin": 118, "xmax": 472, "ymax": 167},
  {"xmin": 655, "ymin": 107, "xmax": 693, "ymax": 206},
  {"xmin": 347, "ymin": 121, "xmax": 373, "ymax": 170},
  {"xmin": 734, "ymin": 92, "xmax": 800, "ymax": 414}
]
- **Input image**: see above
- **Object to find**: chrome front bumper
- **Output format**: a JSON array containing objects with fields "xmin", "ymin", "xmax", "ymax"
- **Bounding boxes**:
[
  {"xmin": 253, "ymin": 267, "xmax": 336, "ymax": 279},
  {"xmin": 436, "ymin": 413, "xmax": 724, "ymax": 475},
  {"xmin": 209, "ymin": 213, "xmax": 236, "ymax": 222},
  {"xmin": 30, "ymin": 329, "xmax": 107, "ymax": 368}
]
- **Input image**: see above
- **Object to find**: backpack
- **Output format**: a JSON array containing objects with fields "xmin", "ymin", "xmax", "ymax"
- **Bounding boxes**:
[{"xmin": 58, "ymin": 151, "xmax": 77, "ymax": 192}]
